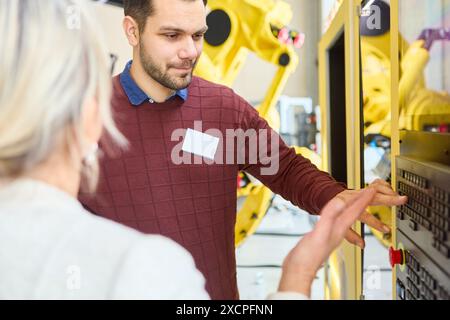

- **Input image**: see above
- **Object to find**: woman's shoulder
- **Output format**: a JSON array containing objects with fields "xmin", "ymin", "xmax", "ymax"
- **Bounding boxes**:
[{"xmin": 75, "ymin": 211, "xmax": 209, "ymax": 299}]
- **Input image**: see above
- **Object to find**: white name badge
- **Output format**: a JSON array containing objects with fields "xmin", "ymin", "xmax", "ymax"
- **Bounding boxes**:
[{"xmin": 182, "ymin": 128, "xmax": 220, "ymax": 160}]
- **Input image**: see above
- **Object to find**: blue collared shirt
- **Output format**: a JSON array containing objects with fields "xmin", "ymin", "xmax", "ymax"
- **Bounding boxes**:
[{"xmin": 119, "ymin": 60, "xmax": 188, "ymax": 106}]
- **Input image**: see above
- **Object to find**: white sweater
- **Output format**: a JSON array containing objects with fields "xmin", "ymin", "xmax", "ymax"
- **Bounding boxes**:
[
  {"xmin": 0, "ymin": 179, "xmax": 307, "ymax": 300},
  {"xmin": 0, "ymin": 179, "xmax": 209, "ymax": 299}
]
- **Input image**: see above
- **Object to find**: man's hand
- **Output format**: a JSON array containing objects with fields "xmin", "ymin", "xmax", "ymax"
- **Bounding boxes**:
[
  {"xmin": 278, "ymin": 188, "xmax": 377, "ymax": 297},
  {"xmin": 335, "ymin": 179, "xmax": 408, "ymax": 249}
]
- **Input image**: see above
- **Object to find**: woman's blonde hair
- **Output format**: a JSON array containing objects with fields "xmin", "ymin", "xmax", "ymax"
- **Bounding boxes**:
[{"xmin": 0, "ymin": 0, "xmax": 126, "ymax": 188}]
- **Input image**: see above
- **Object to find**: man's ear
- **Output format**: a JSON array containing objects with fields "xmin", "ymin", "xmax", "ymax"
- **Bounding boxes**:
[
  {"xmin": 81, "ymin": 96, "xmax": 102, "ymax": 147},
  {"xmin": 123, "ymin": 16, "xmax": 139, "ymax": 46}
]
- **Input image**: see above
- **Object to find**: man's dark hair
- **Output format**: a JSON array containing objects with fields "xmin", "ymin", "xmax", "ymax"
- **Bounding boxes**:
[{"xmin": 124, "ymin": 0, "xmax": 208, "ymax": 33}]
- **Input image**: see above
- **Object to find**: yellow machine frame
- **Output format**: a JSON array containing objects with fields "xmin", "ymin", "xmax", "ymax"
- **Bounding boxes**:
[
  {"xmin": 319, "ymin": 0, "xmax": 364, "ymax": 300},
  {"xmin": 390, "ymin": 0, "xmax": 401, "ymax": 299}
]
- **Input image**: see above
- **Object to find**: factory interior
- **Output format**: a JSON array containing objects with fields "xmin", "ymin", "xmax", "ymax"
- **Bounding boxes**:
[{"xmin": 0, "ymin": 0, "xmax": 449, "ymax": 302}]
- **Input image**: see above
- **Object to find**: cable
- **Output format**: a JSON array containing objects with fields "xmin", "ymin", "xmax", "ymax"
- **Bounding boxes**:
[
  {"xmin": 253, "ymin": 232, "xmax": 307, "ymax": 237},
  {"xmin": 363, "ymin": 268, "xmax": 392, "ymax": 272}
]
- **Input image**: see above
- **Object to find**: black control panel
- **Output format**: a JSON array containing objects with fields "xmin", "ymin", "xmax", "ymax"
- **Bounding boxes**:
[{"xmin": 394, "ymin": 132, "xmax": 450, "ymax": 300}]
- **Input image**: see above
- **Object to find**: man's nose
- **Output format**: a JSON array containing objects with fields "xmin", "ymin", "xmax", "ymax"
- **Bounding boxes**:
[{"xmin": 179, "ymin": 37, "xmax": 198, "ymax": 60}]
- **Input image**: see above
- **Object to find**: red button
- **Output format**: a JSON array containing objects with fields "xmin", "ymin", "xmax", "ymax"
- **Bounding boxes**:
[{"xmin": 389, "ymin": 247, "xmax": 404, "ymax": 268}]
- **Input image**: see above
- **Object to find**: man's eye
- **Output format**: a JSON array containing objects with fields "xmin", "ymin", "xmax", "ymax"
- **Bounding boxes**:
[
  {"xmin": 165, "ymin": 34, "xmax": 178, "ymax": 40},
  {"xmin": 193, "ymin": 34, "xmax": 204, "ymax": 41}
]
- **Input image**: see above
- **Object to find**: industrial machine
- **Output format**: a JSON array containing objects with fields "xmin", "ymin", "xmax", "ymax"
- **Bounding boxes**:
[
  {"xmin": 361, "ymin": 1, "xmax": 450, "ymax": 248},
  {"xmin": 319, "ymin": 0, "xmax": 450, "ymax": 300},
  {"xmin": 388, "ymin": 0, "xmax": 450, "ymax": 300},
  {"xmin": 360, "ymin": 0, "xmax": 450, "ymax": 300},
  {"xmin": 392, "ymin": 132, "xmax": 450, "ymax": 300}
]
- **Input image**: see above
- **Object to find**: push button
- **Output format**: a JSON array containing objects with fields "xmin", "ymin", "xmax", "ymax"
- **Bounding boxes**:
[
  {"xmin": 429, "ymin": 276, "xmax": 437, "ymax": 290},
  {"xmin": 409, "ymin": 220, "xmax": 418, "ymax": 231},
  {"xmin": 389, "ymin": 247, "xmax": 405, "ymax": 268},
  {"xmin": 440, "ymin": 242, "xmax": 450, "ymax": 258},
  {"xmin": 396, "ymin": 280, "xmax": 405, "ymax": 300}
]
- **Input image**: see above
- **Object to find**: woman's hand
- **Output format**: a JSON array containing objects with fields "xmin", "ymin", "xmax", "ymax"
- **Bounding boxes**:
[{"xmin": 277, "ymin": 188, "xmax": 377, "ymax": 297}]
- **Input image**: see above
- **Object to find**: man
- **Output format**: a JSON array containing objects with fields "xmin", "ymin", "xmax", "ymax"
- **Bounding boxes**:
[{"xmin": 80, "ymin": 0, "xmax": 406, "ymax": 299}]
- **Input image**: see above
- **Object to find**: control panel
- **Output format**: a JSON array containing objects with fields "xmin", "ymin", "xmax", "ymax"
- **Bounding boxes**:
[{"xmin": 392, "ymin": 132, "xmax": 450, "ymax": 300}]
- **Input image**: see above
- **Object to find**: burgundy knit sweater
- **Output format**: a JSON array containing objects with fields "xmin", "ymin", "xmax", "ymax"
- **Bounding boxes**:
[{"xmin": 79, "ymin": 75, "xmax": 346, "ymax": 300}]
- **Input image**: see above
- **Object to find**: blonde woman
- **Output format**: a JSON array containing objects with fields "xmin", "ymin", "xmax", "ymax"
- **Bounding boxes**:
[{"xmin": 0, "ymin": 0, "xmax": 376, "ymax": 299}]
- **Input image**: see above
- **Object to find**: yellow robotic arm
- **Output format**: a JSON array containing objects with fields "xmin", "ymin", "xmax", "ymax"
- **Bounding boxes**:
[
  {"xmin": 195, "ymin": 0, "xmax": 300, "ymax": 118},
  {"xmin": 195, "ymin": 0, "xmax": 309, "ymax": 246},
  {"xmin": 363, "ymin": 27, "xmax": 450, "ymax": 138}
]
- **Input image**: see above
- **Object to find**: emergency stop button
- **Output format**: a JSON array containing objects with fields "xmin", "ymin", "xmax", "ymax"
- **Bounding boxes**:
[{"xmin": 389, "ymin": 247, "xmax": 405, "ymax": 268}]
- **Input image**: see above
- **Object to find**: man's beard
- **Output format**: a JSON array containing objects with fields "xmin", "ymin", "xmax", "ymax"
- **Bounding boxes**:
[{"xmin": 139, "ymin": 43, "xmax": 196, "ymax": 91}]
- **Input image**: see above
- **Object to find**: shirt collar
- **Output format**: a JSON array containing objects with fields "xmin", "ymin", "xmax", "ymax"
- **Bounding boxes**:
[{"xmin": 119, "ymin": 60, "xmax": 188, "ymax": 106}]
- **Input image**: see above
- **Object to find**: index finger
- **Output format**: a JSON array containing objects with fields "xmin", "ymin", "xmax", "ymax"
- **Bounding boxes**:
[{"xmin": 372, "ymin": 194, "xmax": 408, "ymax": 206}]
